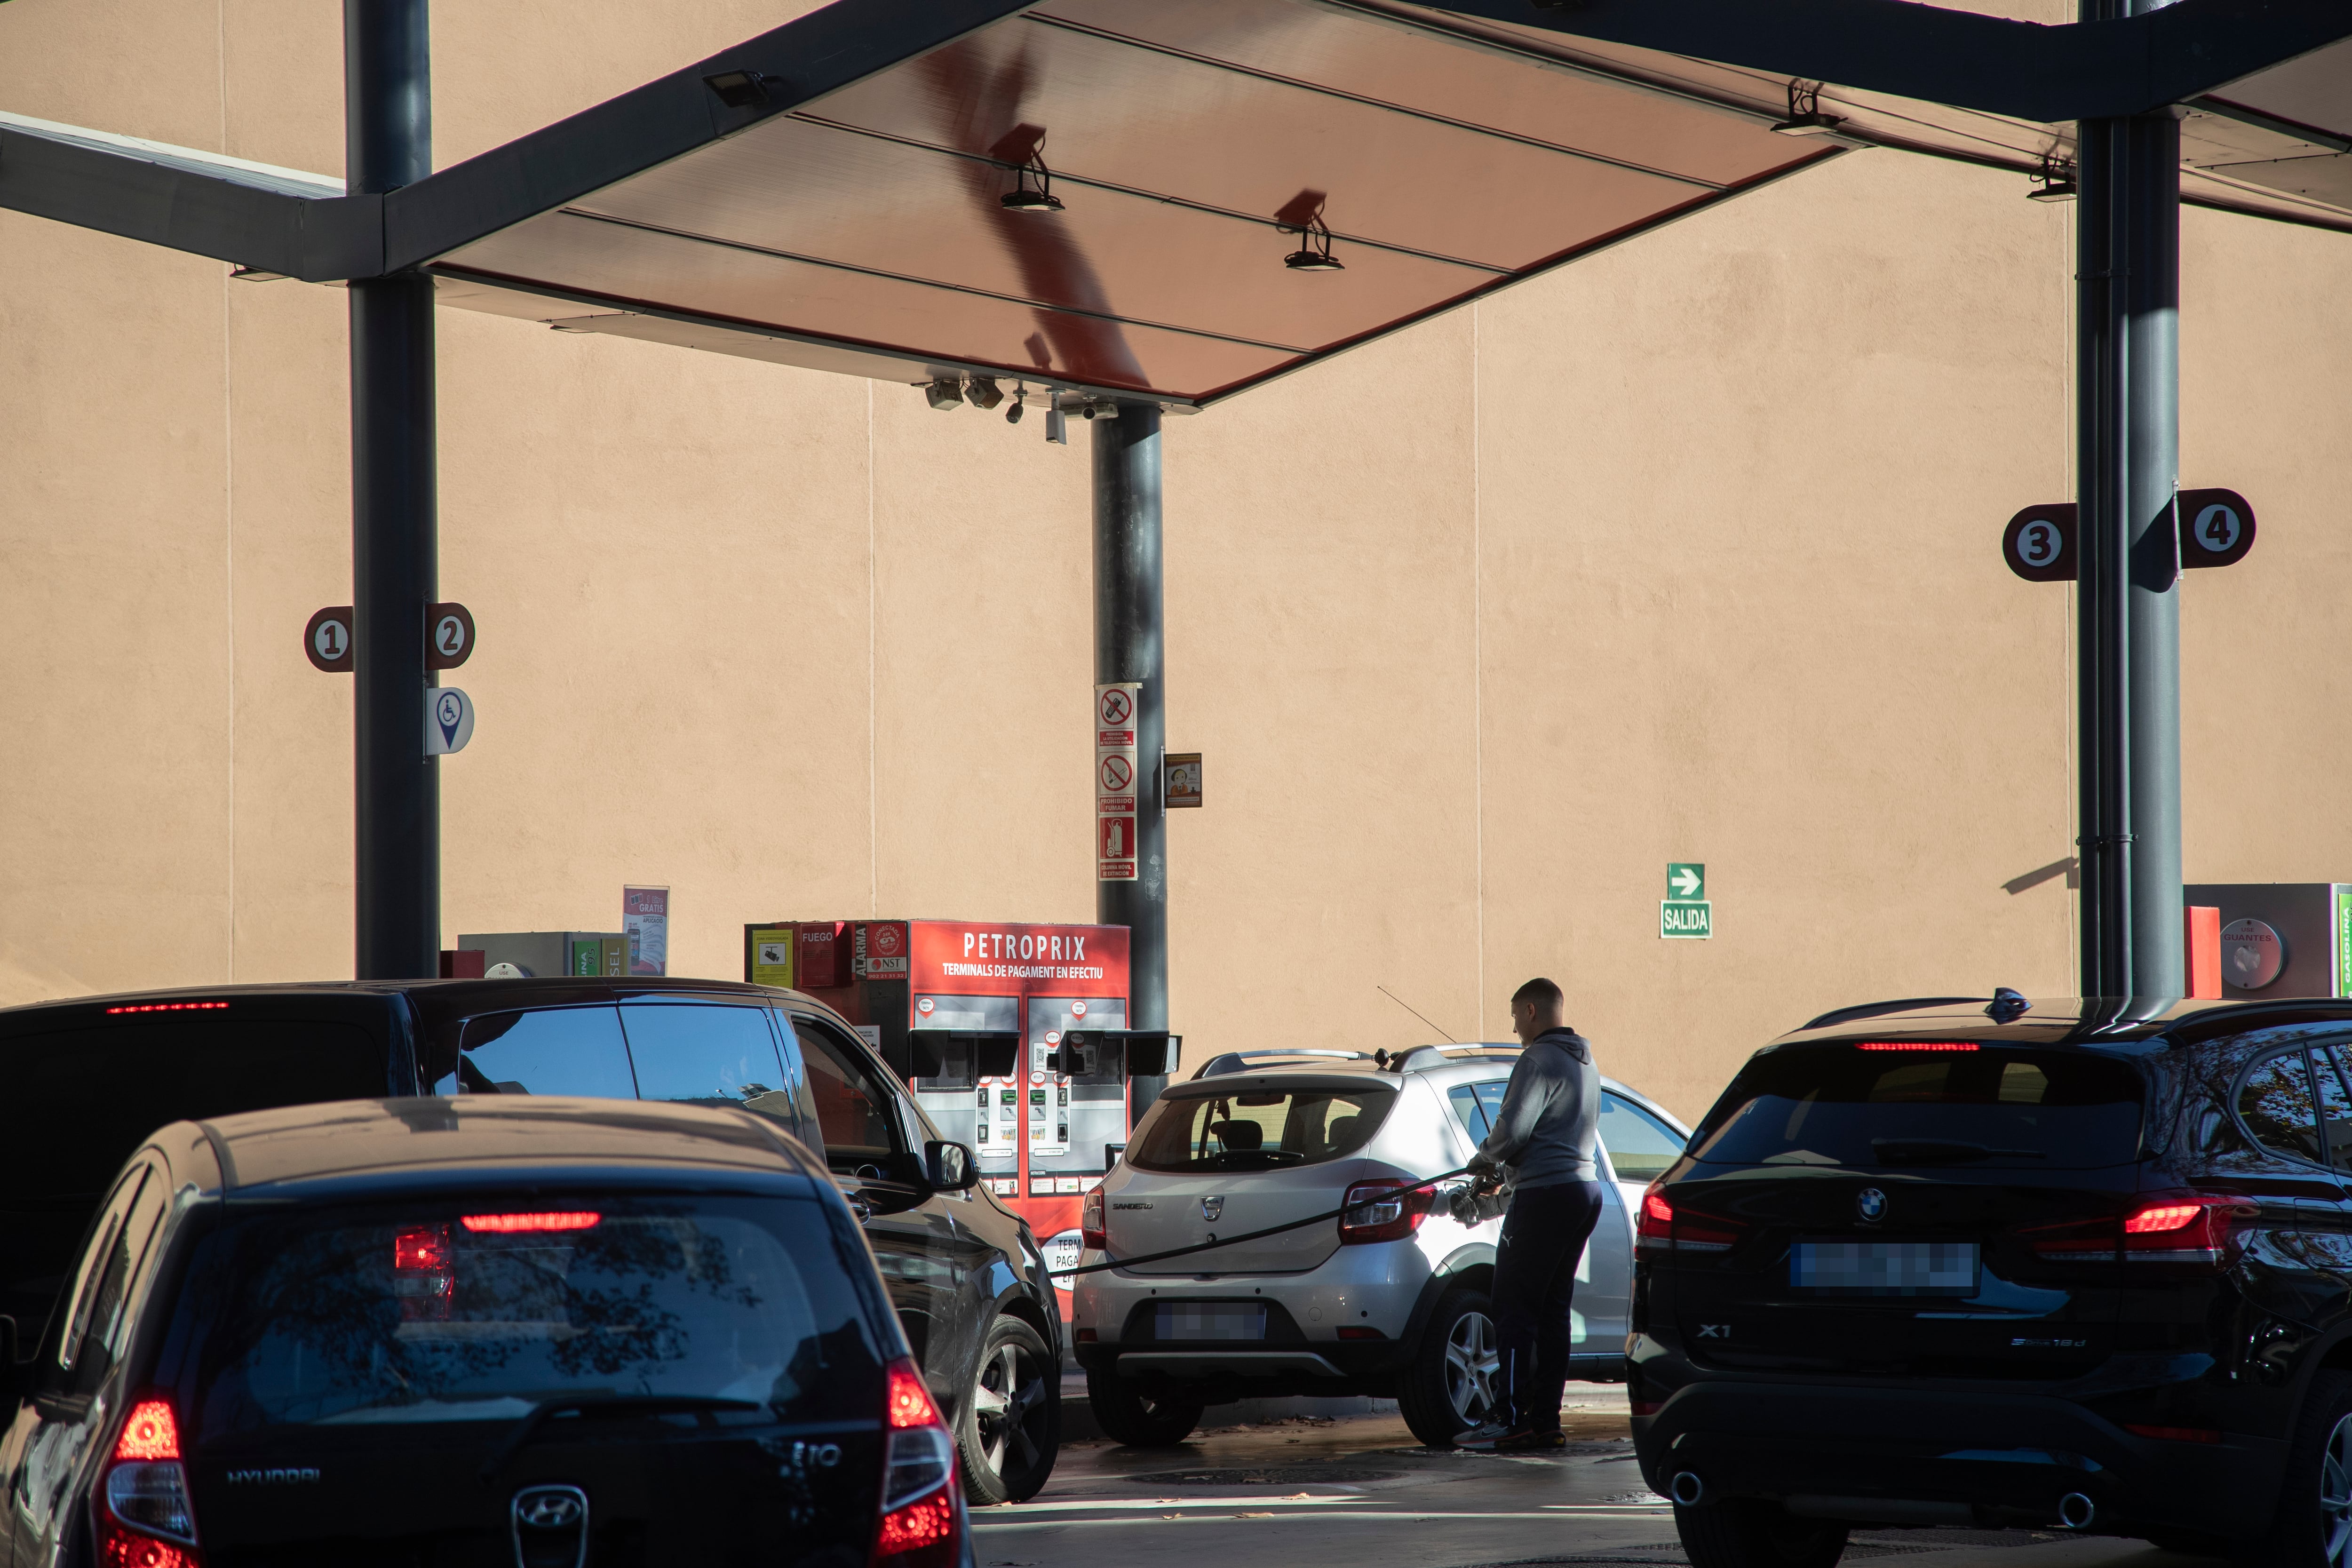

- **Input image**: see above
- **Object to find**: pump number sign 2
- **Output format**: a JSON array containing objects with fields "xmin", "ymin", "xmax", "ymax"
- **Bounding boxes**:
[{"xmin": 1663, "ymin": 863, "xmax": 1712, "ymax": 939}]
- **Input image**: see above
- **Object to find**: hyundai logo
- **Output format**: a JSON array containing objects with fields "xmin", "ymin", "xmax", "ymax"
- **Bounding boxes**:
[
  {"xmin": 511, "ymin": 1484, "xmax": 588, "ymax": 1568},
  {"xmin": 1855, "ymin": 1187, "xmax": 1889, "ymax": 1223},
  {"xmin": 1200, "ymin": 1195, "xmax": 1224, "ymax": 1222}
]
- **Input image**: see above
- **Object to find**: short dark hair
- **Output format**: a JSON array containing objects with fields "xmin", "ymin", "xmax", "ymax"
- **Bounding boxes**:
[{"xmin": 1511, "ymin": 977, "xmax": 1563, "ymax": 1011}]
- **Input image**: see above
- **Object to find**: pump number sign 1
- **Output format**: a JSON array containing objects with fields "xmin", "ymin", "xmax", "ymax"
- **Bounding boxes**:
[{"xmin": 1663, "ymin": 863, "xmax": 1712, "ymax": 939}]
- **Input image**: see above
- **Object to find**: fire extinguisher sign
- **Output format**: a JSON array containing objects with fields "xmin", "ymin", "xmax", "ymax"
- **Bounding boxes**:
[{"xmin": 1096, "ymin": 683, "xmax": 1140, "ymax": 882}]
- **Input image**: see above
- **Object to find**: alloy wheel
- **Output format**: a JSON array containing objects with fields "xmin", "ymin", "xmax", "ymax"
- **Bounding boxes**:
[
  {"xmin": 1444, "ymin": 1309, "xmax": 1502, "ymax": 1426},
  {"xmin": 2324, "ymin": 1413, "xmax": 2352, "ymax": 1568},
  {"xmin": 972, "ymin": 1341, "xmax": 1046, "ymax": 1478}
]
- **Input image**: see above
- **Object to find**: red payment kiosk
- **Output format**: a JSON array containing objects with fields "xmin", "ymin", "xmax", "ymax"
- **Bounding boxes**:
[{"xmin": 745, "ymin": 917, "xmax": 1175, "ymax": 1246}]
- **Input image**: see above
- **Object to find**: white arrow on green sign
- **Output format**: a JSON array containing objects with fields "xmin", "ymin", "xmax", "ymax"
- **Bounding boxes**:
[{"xmin": 1663, "ymin": 862, "xmax": 1711, "ymax": 939}]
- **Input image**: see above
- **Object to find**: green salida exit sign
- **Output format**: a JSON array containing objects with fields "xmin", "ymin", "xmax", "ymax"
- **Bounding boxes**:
[{"xmin": 1662, "ymin": 863, "xmax": 1712, "ymax": 939}]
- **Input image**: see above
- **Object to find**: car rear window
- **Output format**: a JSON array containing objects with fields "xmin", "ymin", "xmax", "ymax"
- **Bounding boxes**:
[
  {"xmin": 160, "ymin": 1193, "xmax": 882, "ymax": 1439},
  {"xmin": 1690, "ymin": 1044, "xmax": 2145, "ymax": 1171},
  {"xmin": 0, "ymin": 1020, "xmax": 385, "ymax": 1200},
  {"xmin": 1130, "ymin": 1086, "xmax": 1394, "ymax": 1172}
]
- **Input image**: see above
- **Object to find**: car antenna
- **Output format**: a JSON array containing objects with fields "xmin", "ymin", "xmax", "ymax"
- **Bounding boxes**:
[{"xmin": 1376, "ymin": 985, "xmax": 1458, "ymax": 1043}]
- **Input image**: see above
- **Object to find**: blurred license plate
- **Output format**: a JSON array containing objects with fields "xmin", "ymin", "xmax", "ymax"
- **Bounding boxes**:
[
  {"xmin": 1791, "ymin": 1241, "xmax": 1979, "ymax": 1296},
  {"xmin": 1158, "ymin": 1304, "xmax": 1265, "ymax": 1340}
]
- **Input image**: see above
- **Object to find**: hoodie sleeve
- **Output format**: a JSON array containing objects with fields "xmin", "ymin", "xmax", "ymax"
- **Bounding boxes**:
[{"xmin": 1474, "ymin": 1053, "xmax": 1557, "ymax": 1170}]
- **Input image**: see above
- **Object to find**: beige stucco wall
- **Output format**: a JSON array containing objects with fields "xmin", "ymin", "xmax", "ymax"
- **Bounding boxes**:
[{"xmin": 1, "ymin": 0, "xmax": 2347, "ymax": 1124}]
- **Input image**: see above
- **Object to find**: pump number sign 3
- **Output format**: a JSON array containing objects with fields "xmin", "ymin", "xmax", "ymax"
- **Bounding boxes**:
[{"xmin": 1663, "ymin": 863, "xmax": 1712, "ymax": 939}]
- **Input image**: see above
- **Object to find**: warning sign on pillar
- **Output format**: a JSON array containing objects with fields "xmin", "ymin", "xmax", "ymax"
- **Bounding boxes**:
[{"xmin": 1096, "ymin": 682, "xmax": 1140, "ymax": 881}]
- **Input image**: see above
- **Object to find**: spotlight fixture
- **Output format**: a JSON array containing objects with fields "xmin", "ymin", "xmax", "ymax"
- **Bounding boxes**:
[
  {"xmin": 924, "ymin": 378, "xmax": 963, "ymax": 411},
  {"xmin": 1771, "ymin": 81, "xmax": 1845, "ymax": 136},
  {"xmin": 1006, "ymin": 383, "xmax": 1027, "ymax": 425},
  {"xmin": 1280, "ymin": 209, "xmax": 1345, "ymax": 272},
  {"xmin": 1001, "ymin": 140, "xmax": 1065, "ymax": 214},
  {"xmin": 966, "ymin": 375, "xmax": 1004, "ymax": 411},
  {"xmin": 2028, "ymin": 155, "xmax": 2078, "ymax": 203},
  {"xmin": 702, "ymin": 70, "xmax": 773, "ymax": 110},
  {"xmin": 230, "ymin": 265, "xmax": 289, "ymax": 282},
  {"xmin": 1046, "ymin": 398, "xmax": 1068, "ymax": 446}
]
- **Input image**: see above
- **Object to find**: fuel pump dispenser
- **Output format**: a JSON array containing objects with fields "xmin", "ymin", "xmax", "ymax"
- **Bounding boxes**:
[{"xmin": 744, "ymin": 918, "xmax": 1177, "ymax": 1242}]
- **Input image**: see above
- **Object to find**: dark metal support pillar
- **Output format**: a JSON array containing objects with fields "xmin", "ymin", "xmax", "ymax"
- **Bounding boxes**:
[
  {"xmin": 1094, "ymin": 402, "xmax": 1168, "ymax": 1117},
  {"xmin": 2075, "ymin": 0, "xmax": 2182, "ymax": 999},
  {"xmin": 347, "ymin": 0, "xmax": 440, "ymax": 979}
]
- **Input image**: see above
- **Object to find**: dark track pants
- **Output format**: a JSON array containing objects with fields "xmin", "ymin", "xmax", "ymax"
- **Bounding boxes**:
[{"xmin": 1492, "ymin": 1180, "xmax": 1605, "ymax": 1432}]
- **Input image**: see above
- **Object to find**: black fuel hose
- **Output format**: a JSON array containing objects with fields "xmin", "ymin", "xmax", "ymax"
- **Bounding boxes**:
[{"xmin": 1046, "ymin": 1164, "xmax": 1479, "ymax": 1278}]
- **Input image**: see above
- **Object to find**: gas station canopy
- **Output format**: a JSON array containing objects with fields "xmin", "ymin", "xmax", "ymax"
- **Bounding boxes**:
[
  {"xmin": 428, "ymin": 0, "xmax": 1851, "ymax": 410},
  {"xmin": 2, "ymin": 0, "xmax": 2349, "ymax": 411}
]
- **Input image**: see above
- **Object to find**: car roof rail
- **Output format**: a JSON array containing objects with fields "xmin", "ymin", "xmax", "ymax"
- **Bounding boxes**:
[
  {"xmin": 1797, "ymin": 996, "xmax": 1986, "ymax": 1033},
  {"xmin": 1190, "ymin": 1049, "xmax": 1375, "ymax": 1080},
  {"xmin": 1376, "ymin": 1043, "xmax": 1523, "ymax": 1073}
]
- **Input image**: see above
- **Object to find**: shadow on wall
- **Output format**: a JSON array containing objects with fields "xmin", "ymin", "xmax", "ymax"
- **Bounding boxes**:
[{"xmin": 2003, "ymin": 857, "xmax": 2080, "ymax": 895}]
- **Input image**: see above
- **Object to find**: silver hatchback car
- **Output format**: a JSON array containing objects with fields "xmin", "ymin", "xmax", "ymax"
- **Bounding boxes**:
[{"xmin": 1071, "ymin": 1043, "xmax": 1691, "ymax": 1446}]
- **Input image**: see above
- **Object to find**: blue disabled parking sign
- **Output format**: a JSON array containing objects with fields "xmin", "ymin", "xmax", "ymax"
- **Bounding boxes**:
[{"xmin": 425, "ymin": 687, "xmax": 475, "ymax": 756}]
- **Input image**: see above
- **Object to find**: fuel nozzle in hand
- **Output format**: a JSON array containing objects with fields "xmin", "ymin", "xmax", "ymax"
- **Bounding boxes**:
[{"xmin": 1446, "ymin": 1169, "xmax": 1509, "ymax": 1226}]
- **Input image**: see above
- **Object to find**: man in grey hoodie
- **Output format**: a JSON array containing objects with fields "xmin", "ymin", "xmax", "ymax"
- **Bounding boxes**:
[{"xmin": 1456, "ymin": 976, "xmax": 1604, "ymax": 1451}]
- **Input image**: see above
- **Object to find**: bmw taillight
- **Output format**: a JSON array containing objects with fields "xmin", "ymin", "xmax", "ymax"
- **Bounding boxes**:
[
  {"xmin": 1082, "ymin": 1188, "xmax": 1106, "ymax": 1250},
  {"xmin": 1637, "ymin": 1184, "xmax": 1740, "ymax": 1254},
  {"xmin": 873, "ymin": 1359, "xmax": 959, "ymax": 1568},
  {"xmin": 96, "ymin": 1398, "xmax": 202, "ymax": 1568},
  {"xmin": 1339, "ymin": 1180, "xmax": 1431, "ymax": 1244},
  {"xmin": 2024, "ymin": 1194, "xmax": 2252, "ymax": 1267}
]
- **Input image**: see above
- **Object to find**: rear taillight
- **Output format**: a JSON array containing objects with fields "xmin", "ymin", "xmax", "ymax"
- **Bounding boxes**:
[
  {"xmin": 1339, "ymin": 1180, "xmax": 1431, "ymax": 1244},
  {"xmin": 1636, "ymin": 1184, "xmax": 1740, "ymax": 1253},
  {"xmin": 97, "ymin": 1398, "xmax": 201, "ymax": 1568},
  {"xmin": 1082, "ymin": 1188, "xmax": 1106, "ymax": 1250},
  {"xmin": 2124, "ymin": 1423, "xmax": 2222, "ymax": 1444},
  {"xmin": 874, "ymin": 1359, "xmax": 959, "ymax": 1568},
  {"xmin": 2123, "ymin": 1196, "xmax": 2251, "ymax": 1265},
  {"xmin": 2024, "ymin": 1194, "xmax": 2252, "ymax": 1267},
  {"xmin": 394, "ymin": 1224, "xmax": 453, "ymax": 1322}
]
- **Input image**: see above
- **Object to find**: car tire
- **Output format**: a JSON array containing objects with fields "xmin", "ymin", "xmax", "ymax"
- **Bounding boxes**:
[
  {"xmin": 1398, "ymin": 1287, "xmax": 1503, "ymax": 1448},
  {"xmin": 960, "ymin": 1314, "xmax": 1061, "ymax": 1504},
  {"xmin": 1674, "ymin": 1499, "xmax": 1850, "ymax": 1568},
  {"xmin": 2236, "ymin": 1368, "xmax": 2352, "ymax": 1568},
  {"xmin": 1085, "ymin": 1370, "xmax": 1203, "ymax": 1447}
]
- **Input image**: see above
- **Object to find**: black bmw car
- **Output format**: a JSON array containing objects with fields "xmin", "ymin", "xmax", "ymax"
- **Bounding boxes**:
[
  {"xmin": 1632, "ymin": 995, "xmax": 2352, "ymax": 1568},
  {"xmin": 0, "ymin": 1095, "xmax": 977, "ymax": 1568}
]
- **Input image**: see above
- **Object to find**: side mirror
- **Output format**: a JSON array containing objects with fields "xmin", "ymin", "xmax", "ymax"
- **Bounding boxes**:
[{"xmin": 924, "ymin": 1140, "xmax": 979, "ymax": 1192}]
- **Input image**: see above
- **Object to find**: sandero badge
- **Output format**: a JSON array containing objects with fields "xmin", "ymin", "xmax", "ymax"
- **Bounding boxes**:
[
  {"xmin": 1855, "ymin": 1187, "xmax": 1888, "ymax": 1223},
  {"xmin": 1200, "ymin": 1195, "xmax": 1224, "ymax": 1222},
  {"xmin": 511, "ymin": 1483, "xmax": 589, "ymax": 1568}
]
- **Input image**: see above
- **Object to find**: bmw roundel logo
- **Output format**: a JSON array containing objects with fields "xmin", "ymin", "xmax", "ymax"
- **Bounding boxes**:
[{"xmin": 1855, "ymin": 1187, "xmax": 1888, "ymax": 1223}]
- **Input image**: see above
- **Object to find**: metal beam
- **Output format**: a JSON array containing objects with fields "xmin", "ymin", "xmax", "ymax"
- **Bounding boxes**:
[
  {"xmin": 1411, "ymin": 0, "xmax": 2352, "ymax": 124},
  {"xmin": 0, "ymin": 112, "xmax": 377, "ymax": 281},
  {"xmin": 1094, "ymin": 403, "xmax": 1169, "ymax": 1118},
  {"xmin": 348, "ymin": 0, "xmax": 441, "ymax": 980},
  {"xmin": 2075, "ymin": 0, "xmax": 2183, "ymax": 1000}
]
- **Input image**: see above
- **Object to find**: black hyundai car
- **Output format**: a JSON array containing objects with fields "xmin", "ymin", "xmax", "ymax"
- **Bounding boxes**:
[
  {"xmin": 0, "ymin": 1095, "xmax": 976, "ymax": 1568},
  {"xmin": 0, "ymin": 978, "xmax": 1061, "ymax": 1505},
  {"xmin": 1631, "ymin": 994, "xmax": 2352, "ymax": 1568}
]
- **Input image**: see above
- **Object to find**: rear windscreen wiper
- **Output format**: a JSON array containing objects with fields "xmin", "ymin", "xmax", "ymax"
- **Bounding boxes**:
[
  {"xmin": 1871, "ymin": 1138, "xmax": 2046, "ymax": 1165},
  {"xmin": 479, "ymin": 1394, "xmax": 765, "ymax": 1481}
]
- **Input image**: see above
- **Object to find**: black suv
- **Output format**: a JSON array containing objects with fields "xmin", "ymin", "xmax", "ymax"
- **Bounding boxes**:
[
  {"xmin": 1631, "ymin": 995, "xmax": 2352, "ymax": 1568},
  {"xmin": 0, "ymin": 1095, "xmax": 977, "ymax": 1568},
  {"xmin": 0, "ymin": 979, "xmax": 1061, "ymax": 1504}
]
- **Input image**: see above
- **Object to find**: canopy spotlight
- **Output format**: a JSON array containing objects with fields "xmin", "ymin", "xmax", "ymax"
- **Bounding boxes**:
[
  {"xmin": 2028, "ymin": 155, "xmax": 2079, "ymax": 202},
  {"xmin": 966, "ymin": 375, "xmax": 1004, "ymax": 410},
  {"xmin": 1771, "ymin": 81, "xmax": 1845, "ymax": 136},
  {"xmin": 924, "ymin": 378, "xmax": 963, "ymax": 410},
  {"xmin": 1281, "ymin": 208, "xmax": 1345, "ymax": 272},
  {"xmin": 1006, "ymin": 383, "xmax": 1027, "ymax": 425},
  {"xmin": 1045, "ymin": 398, "xmax": 1068, "ymax": 446},
  {"xmin": 1001, "ymin": 139, "xmax": 1066, "ymax": 214}
]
